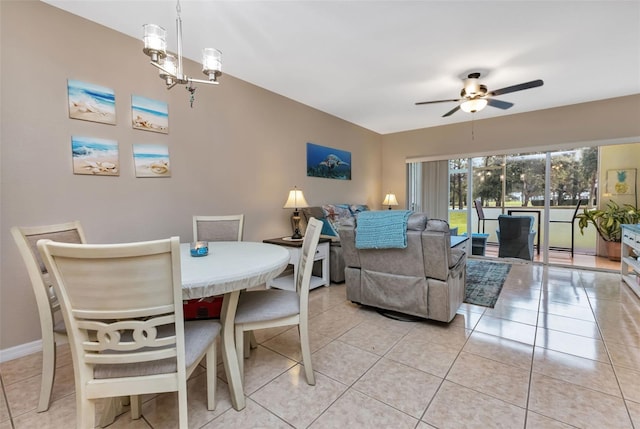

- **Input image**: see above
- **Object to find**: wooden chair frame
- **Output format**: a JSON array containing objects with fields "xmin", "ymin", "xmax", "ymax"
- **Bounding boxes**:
[{"xmin": 11, "ymin": 221, "xmax": 86, "ymax": 412}]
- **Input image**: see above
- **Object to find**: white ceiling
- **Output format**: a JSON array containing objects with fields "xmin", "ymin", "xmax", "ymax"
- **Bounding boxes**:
[{"xmin": 43, "ymin": 0, "xmax": 640, "ymax": 135}]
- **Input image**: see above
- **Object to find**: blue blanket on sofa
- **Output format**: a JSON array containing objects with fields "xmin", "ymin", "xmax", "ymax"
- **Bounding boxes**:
[{"xmin": 355, "ymin": 210, "xmax": 412, "ymax": 249}]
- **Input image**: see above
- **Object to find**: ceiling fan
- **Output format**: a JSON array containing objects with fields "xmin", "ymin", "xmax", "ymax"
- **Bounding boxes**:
[{"xmin": 415, "ymin": 72, "xmax": 544, "ymax": 117}]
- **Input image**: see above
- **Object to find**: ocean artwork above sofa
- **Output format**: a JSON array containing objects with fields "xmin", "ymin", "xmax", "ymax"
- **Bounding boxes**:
[{"xmin": 306, "ymin": 142, "xmax": 351, "ymax": 180}]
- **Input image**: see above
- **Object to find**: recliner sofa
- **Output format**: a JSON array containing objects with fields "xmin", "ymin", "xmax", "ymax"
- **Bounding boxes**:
[{"xmin": 338, "ymin": 213, "xmax": 466, "ymax": 322}]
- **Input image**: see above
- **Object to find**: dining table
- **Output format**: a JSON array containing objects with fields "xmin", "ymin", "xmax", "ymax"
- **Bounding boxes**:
[{"xmin": 180, "ymin": 241, "xmax": 290, "ymax": 410}]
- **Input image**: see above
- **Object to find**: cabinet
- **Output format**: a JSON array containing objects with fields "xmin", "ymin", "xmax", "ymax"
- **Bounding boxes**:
[
  {"xmin": 263, "ymin": 237, "xmax": 331, "ymax": 291},
  {"xmin": 621, "ymin": 224, "xmax": 640, "ymax": 298}
]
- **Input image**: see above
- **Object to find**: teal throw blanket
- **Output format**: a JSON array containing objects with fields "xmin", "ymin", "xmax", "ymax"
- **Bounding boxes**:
[{"xmin": 355, "ymin": 210, "xmax": 412, "ymax": 249}]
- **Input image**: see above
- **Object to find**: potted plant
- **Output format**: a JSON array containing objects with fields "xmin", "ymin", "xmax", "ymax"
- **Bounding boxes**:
[{"xmin": 576, "ymin": 200, "xmax": 640, "ymax": 261}]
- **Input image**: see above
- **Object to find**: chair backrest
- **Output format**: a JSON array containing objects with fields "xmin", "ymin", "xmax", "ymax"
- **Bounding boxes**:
[
  {"xmin": 474, "ymin": 199, "xmax": 486, "ymax": 220},
  {"xmin": 498, "ymin": 215, "xmax": 534, "ymax": 238},
  {"xmin": 11, "ymin": 221, "xmax": 86, "ymax": 331},
  {"xmin": 193, "ymin": 215, "xmax": 244, "ymax": 242},
  {"xmin": 37, "ymin": 237, "xmax": 187, "ymax": 399},
  {"xmin": 296, "ymin": 218, "xmax": 323, "ymax": 311}
]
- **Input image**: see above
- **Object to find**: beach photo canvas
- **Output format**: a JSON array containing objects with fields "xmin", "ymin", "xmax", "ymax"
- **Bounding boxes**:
[
  {"xmin": 131, "ymin": 95, "xmax": 169, "ymax": 134},
  {"xmin": 71, "ymin": 136, "xmax": 119, "ymax": 176},
  {"xmin": 133, "ymin": 143, "xmax": 171, "ymax": 178},
  {"xmin": 67, "ymin": 79, "xmax": 116, "ymax": 124},
  {"xmin": 307, "ymin": 142, "xmax": 351, "ymax": 180}
]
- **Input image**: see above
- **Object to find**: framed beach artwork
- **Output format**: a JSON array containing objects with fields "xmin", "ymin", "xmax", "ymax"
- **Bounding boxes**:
[
  {"xmin": 133, "ymin": 144, "xmax": 171, "ymax": 177},
  {"xmin": 306, "ymin": 142, "xmax": 351, "ymax": 180},
  {"xmin": 606, "ymin": 168, "xmax": 637, "ymax": 195},
  {"xmin": 131, "ymin": 95, "xmax": 169, "ymax": 134},
  {"xmin": 67, "ymin": 79, "xmax": 116, "ymax": 125},
  {"xmin": 71, "ymin": 136, "xmax": 119, "ymax": 176}
]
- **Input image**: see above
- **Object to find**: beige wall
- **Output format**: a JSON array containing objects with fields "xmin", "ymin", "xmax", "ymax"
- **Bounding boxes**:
[
  {"xmin": 0, "ymin": 1, "xmax": 382, "ymax": 350},
  {"xmin": 381, "ymin": 95, "xmax": 640, "ymax": 208},
  {"xmin": 2, "ymin": 0, "xmax": 639, "ymax": 353}
]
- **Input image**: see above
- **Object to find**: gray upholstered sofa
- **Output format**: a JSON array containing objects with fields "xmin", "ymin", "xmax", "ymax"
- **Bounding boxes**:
[
  {"xmin": 338, "ymin": 213, "xmax": 466, "ymax": 322},
  {"xmin": 298, "ymin": 204, "xmax": 368, "ymax": 283}
]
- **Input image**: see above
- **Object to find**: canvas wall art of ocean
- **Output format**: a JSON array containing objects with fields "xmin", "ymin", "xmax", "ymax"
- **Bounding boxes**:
[
  {"xmin": 307, "ymin": 142, "xmax": 351, "ymax": 180},
  {"xmin": 67, "ymin": 79, "xmax": 116, "ymax": 125},
  {"xmin": 133, "ymin": 144, "xmax": 171, "ymax": 177},
  {"xmin": 71, "ymin": 136, "xmax": 119, "ymax": 176},
  {"xmin": 131, "ymin": 95, "xmax": 169, "ymax": 134}
]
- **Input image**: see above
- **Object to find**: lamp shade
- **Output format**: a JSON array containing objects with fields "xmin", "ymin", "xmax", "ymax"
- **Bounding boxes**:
[
  {"xmin": 382, "ymin": 193, "xmax": 399, "ymax": 206},
  {"xmin": 283, "ymin": 187, "xmax": 309, "ymax": 209},
  {"xmin": 460, "ymin": 98, "xmax": 488, "ymax": 113},
  {"xmin": 142, "ymin": 24, "xmax": 167, "ymax": 61},
  {"xmin": 202, "ymin": 48, "xmax": 222, "ymax": 81}
]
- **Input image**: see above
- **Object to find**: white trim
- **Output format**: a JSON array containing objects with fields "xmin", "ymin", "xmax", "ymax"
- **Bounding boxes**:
[
  {"xmin": 0, "ymin": 339, "xmax": 42, "ymax": 363},
  {"xmin": 405, "ymin": 136, "xmax": 640, "ymax": 163}
]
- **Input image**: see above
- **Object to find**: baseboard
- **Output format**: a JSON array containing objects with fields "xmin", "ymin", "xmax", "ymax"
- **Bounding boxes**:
[{"xmin": 0, "ymin": 339, "xmax": 42, "ymax": 363}]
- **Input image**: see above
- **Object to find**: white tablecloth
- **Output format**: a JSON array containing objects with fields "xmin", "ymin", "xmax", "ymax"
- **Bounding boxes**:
[{"xmin": 180, "ymin": 241, "xmax": 290, "ymax": 299}]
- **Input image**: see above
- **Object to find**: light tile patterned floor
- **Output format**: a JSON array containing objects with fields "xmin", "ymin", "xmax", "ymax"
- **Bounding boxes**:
[{"xmin": 1, "ymin": 263, "xmax": 640, "ymax": 428}]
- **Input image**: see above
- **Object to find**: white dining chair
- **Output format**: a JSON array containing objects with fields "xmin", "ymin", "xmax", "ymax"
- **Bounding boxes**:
[
  {"xmin": 193, "ymin": 214, "xmax": 244, "ymax": 242},
  {"xmin": 37, "ymin": 236, "xmax": 220, "ymax": 428},
  {"xmin": 11, "ymin": 221, "xmax": 87, "ymax": 412},
  {"xmin": 234, "ymin": 217, "xmax": 322, "ymax": 385}
]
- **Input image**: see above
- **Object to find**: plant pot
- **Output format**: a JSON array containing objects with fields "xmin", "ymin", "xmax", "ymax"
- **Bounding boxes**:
[{"xmin": 606, "ymin": 241, "xmax": 621, "ymax": 262}]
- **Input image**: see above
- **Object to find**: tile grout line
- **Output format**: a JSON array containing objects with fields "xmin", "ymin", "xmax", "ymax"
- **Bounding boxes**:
[{"xmin": 582, "ymin": 271, "xmax": 638, "ymax": 429}]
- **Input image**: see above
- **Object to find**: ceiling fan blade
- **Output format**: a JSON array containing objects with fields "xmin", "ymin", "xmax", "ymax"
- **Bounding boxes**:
[
  {"xmin": 489, "ymin": 79, "xmax": 544, "ymax": 97},
  {"xmin": 487, "ymin": 98, "xmax": 514, "ymax": 110},
  {"xmin": 415, "ymin": 98, "xmax": 461, "ymax": 106},
  {"xmin": 442, "ymin": 105, "xmax": 461, "ymax": 117}
]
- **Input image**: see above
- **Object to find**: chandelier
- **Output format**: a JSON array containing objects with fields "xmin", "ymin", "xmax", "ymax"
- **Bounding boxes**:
[{"xmin": 142, "ymin": 0, "xmax": 222, "ymax": 94}]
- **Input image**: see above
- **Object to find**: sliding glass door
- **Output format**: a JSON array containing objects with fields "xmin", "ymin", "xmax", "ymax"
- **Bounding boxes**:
[{"xmin": 407, "ymin": 145, "xmax": 609, "ymax": 269}]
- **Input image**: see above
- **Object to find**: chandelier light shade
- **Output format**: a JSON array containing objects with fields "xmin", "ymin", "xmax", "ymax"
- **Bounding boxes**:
[
  {"xmin": 283, "ymin": 187, "xmax": 310, "ymax": 239},
  {"xmin": 460, "ymin": 98, "xmax": 488, "ymax": 113},
  {"xmin": 382, "ymin": 193, "xmax": 399, "ymax": 210},
  {"xmin": 142, "ymin": 0, "xmax": 222, "ymax": 92}
]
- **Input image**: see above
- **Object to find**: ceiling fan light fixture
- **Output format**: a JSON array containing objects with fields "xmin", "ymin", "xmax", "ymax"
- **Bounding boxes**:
[{"xmin": 460, "ymin": 98, "xmax": 488, "ymax": 113}]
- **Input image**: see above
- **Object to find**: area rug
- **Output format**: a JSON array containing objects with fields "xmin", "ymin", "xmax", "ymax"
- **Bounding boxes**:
[{"xmin": 465, "ymin": 260, "xmax": 512, "ymax": 308}]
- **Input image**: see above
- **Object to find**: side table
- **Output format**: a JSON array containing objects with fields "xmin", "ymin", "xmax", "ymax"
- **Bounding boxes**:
[{"xmin": 263, "ymin": 237, "xmax": 331, "ymax": 290}]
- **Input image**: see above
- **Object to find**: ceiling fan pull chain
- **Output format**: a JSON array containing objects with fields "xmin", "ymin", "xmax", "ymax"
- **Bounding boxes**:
[{"xmin": 471, "ymin": 116, "xmax": 475, "ymax": 141}]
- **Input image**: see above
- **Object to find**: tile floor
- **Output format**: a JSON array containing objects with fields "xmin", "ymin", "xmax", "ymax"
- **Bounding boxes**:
[{"xmin": 2, "ymin": 262, "xmax": 640, "ymax": 428}]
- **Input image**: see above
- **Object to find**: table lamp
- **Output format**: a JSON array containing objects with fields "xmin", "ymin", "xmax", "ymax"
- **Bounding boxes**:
[
  {"xmin": 283, "ymin": 186, "xmax": 309, "ymax": 239},
  {"xmin": 382, "ymin": 193, "xmax": 399, "ymax": 210}
]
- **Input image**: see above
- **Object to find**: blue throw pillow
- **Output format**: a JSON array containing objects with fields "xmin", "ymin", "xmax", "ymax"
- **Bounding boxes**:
[{"xmin": 320, "ymin": 218, "xmax": 338, "ymax": 236}]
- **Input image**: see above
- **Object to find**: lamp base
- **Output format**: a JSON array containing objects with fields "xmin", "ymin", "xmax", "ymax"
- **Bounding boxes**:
[{"xmin": 291, "ymin": 210, "xmax": 303, "ymax": 240}]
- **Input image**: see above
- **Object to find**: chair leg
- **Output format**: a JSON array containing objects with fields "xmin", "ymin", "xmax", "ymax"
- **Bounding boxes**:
[
  {"xmin": 206, "ymin": 342, "xmax": 217, "ymax": 410},
  {"xmin": 571, "ymin": 225, "xmax": 575, "ymax": 258},
  {"xmin": 249, "ymin": 331, "xmax": 258, "ymax": 349},
  {"xmin": 298, "ymin": 323, "xmax": 315, "ymax": 385},
  {"xmin": 37, "ymin": 334, "xmax": 56, "ymax": 412},
  {"xmin": 77, "ymin": 395, "xmax": 95, "ymax": 429},
  {"xmin": 177, "ymin": 387, "xmax": 188, "ymax": 429},
  {"xmin": 243, "ymin": 332, "xmax": 251, "ymax": 359},
  {"xmin": 130, "ymin": 396, "xmax": 142, "ymax": 419},
  {"xmin": 235, "ymin": 326, "xmax": 245, "ymax": 384}
]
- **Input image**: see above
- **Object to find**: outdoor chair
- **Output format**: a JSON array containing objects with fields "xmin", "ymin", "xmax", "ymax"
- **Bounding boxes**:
[
  {"xmin": 234, "ymin": 217, "xmax": 323, "ymax": 386},
  {"xmin": 497, "ymin": 215, "xmax": 536, "ymax": 261},
  {"xmin": 193, "ymin": 214, "xmax": 244, "ymax": 242},
  {"xmin": 37, "ymin": 237, "xmax": 220, "ymax": 428},
  {"xmin": 11, "ymin": 221, "xmax": 87, "ymax": 412},
  {"xmin": 474, "ymin": 199, "xmax": 499, "ymax": 233},
  {"xmin": 549, "ymin": 200, "xmax": 582, "ymax": 257}
]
